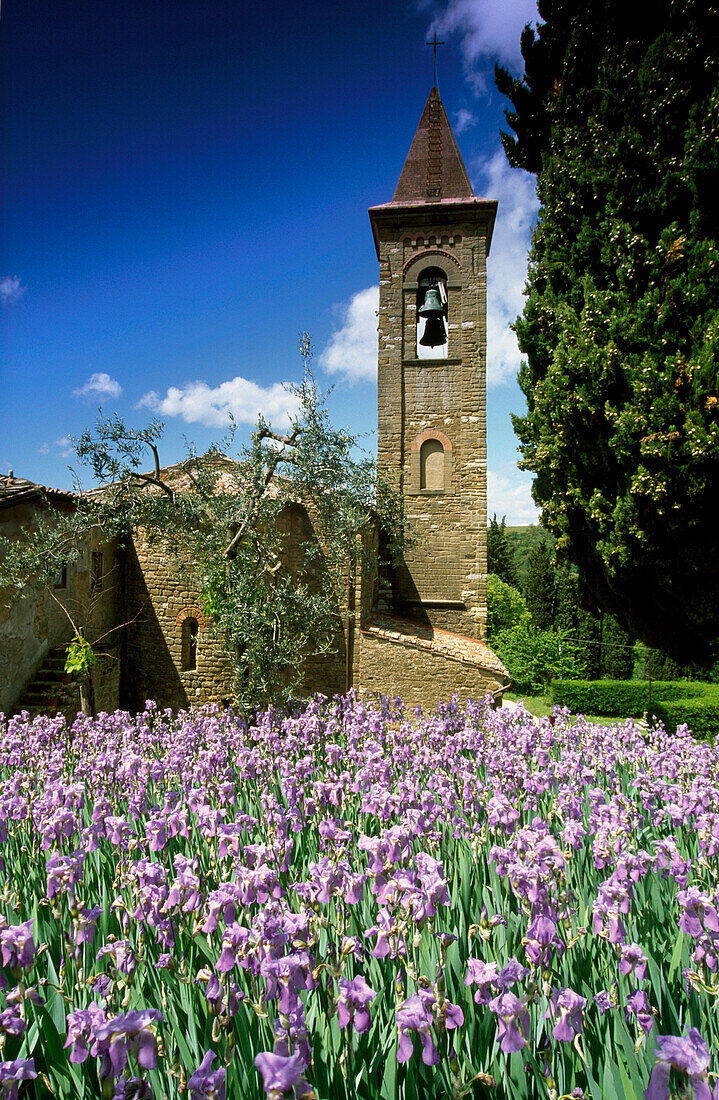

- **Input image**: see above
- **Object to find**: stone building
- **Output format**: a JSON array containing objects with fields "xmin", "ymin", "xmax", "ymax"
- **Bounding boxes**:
[
  {"xmin": 0, "ymin": 475, "xmax": 121, "ymax": 715},
  {"xmin": 0, "ymin": 87, "xmax": 509, "ymax": 717}
]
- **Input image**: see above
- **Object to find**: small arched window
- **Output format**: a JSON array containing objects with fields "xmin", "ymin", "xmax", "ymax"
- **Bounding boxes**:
[
  {"xmin": 409, "ymin": 429, "xmax": 454, "ymax": 496},
  {"xmin": 417, "ymin": 267, "xmax": 448, "ymax": 359},
  {"xmin": 181, "ymin": 617, "xmax": 199, "ymax": 671},
  {"xmin": 420, "ymin": 438, "xmax": 444, "ymax": 490}
]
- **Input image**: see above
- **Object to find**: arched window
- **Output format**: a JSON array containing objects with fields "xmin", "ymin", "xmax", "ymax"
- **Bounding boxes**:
[
  {"xmin": 181, "ymin": 617, "xmax": 199, "ymax": 671},
  {"xmin": 420, "ymin": 438, "xmax": 444, "ymax": 490},
  {"xmin": 416, "ymin": 267, "xmax": 448, "ymax": 359},
  {"xmin": 409, "ymin": 429, "xmax": 454, "ymax": 496}
]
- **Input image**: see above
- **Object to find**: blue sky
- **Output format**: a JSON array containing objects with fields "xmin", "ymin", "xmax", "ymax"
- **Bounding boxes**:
[{"xmin": 1, "ymin": 0, "xmax": 541, "ymax": 523}]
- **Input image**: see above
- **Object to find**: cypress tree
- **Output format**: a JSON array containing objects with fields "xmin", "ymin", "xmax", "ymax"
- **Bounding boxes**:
[
  {"xmin": 496, "ymin": 0, "xmax": 719, "ymax": 663},
  {"xmin": 524, "ymin": 539, "xmax": 556, "ymax": 630},
  {"xmin": 487, "ymin": 514, "xmax": 519, "ymax": 588}
]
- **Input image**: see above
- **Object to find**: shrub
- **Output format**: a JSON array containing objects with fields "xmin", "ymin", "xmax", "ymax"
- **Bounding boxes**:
[
  {"xmin": 494, "ymin": 623, "xmax": 583, "ymax": 694},
  {"xmin": 551, "ymin": 679, "xmax": 719, "ymax": 737},
  {"xmin": 651, "ymin": 695, "xmax": 719, "ymax": 742},
  {"xmin": 552, "ymin": 679, "xmax": 656, "ymax": 717},
  {"xmin": 486, "ymin": 574, "xmax": 530, "ymax": 641}
]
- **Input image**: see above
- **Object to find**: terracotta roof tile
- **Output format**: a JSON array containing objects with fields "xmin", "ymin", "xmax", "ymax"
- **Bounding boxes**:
[
  {"xmin": 0, "ymin": 475, "xmax": 78, "ymax": 511},
  {"xmin": 361, "ymin": 613, "xmax": 510, "ymax": 680}
]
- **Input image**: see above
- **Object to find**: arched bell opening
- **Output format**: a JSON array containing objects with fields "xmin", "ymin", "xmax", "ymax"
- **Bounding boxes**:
[{"xmin": 416, "ymin": 267, "xmax": 448, "ymax": 359}]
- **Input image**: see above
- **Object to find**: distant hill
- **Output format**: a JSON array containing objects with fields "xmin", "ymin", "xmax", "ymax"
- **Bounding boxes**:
[{"xmin": 504, "ymin": 525, "xmax": 554, "ymax": 588}]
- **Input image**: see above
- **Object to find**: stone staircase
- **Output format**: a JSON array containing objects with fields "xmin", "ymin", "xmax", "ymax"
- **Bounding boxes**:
[{"xmin": 12, "ymin": 646, "xmax": 76, "ymax": 718}]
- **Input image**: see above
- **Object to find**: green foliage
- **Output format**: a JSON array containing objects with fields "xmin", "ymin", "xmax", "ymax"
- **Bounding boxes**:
[
  {"xmin": 503, "ymin": 525, "xmax": 553, "ymax": 589},
  {"xmin": 552, "ymin": 678, "xmax": 719, "ymax": 736},
  {"xmin": 486, "ymin": 514, "xmax": 519, "ymax": 587},
  {"xmin": 524, "ymin": 538, "xmax": 555, "ymax": 629},
  {"xmin": 497, "ymin": 1, "xmax": 719, "ymax": 663},
  {"xmin": 486, "ymin": 574, "xmax": 530, "ymax": 641},
  {"xmin": 633, "ymin": 643, "xmax": 719, "ymax": 684},
  {"xmin": 0, "ymin": 499, "xmax": 111, "ymax": 600},
  {"xmin": 64, "ymin": 634, "xmax": 97, "ymax": 675},
  {"xmin": 652, "ymin": 694, "xmax": 719, "ymax": 741},
  {"xmin": 552, "ymin": 678, "xmax": 658, "ymax": 718},
  {"xmin": 493, "ymin": 621, "xmax": 584, "ymax": 694}
]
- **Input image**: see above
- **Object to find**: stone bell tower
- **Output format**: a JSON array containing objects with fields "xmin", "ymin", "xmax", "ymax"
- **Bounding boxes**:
[{"xmin": 369, "ymin": 87, "xmax": 497, "ymax": 640}]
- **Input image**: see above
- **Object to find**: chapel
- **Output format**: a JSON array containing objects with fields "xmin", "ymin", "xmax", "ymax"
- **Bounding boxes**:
[{"xmin": 0, "ymin": 87, "xmax": 509, "ymax": 717}]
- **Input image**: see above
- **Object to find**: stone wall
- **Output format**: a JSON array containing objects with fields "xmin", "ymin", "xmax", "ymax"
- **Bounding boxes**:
[
  {"xmin": 371, "ymin": 209, "xmax": 494, "ymax": 644},
  {"xmin": 122, "ymin": 500, "xmax": 351, "ymax": 712},
  {"xmin": 358, "ymin": 619, "xmax": 506, "ymax": 710},
  {"xmin": 0, "ymin": 499, "xmax": 119, "ymax": 714},
  {"xmin": 276, "ymin": 504, "xmax": 348, "ymax": 699},
  {"xmin": 122, "ymin": 531, "xmax": 235, "ymax": 713}
]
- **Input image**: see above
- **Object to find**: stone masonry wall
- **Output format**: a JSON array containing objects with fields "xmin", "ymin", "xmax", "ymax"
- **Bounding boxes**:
[
  {"xmin": 374, "ymin": 210, "xmax": 491, "ymax": 643},
  {"xmin": 0, "ymin": 499, "xmax": 119, "ymax": 714},
  {"xmin": 123, "ymin": 500, "xmax": 350, "ymax": 712},
  {"xmin": 358, "ymin": 628, "xmax": 503, "ymax": 710},
  {"xmin": 123, "ymin": 531, "xmax": 235, "ymax": 712}
]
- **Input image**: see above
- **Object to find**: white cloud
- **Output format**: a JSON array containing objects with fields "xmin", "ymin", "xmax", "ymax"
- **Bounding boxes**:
[
  {"xmin": 54, "ymin": 436, "xmax": 74, "ymax": 458},
  {"xmin": 38, "ymin": 443, "xmax": 50, "ymax": 455},
  {"xmin": 73, "ymin": 372, "xmax": 123, "ymax": 400},
  {"xmin": 431, "ymin": 0, "xmax": 539, "ymax": 75},
  {"xmin": 488, "ymin": 464, "xmax": 539, "ymax": 526},
  {"xmin": 137, "ymin": 376, "xmax": 301, "ymax": 429},
  {"xmin": 319, "ymin": 286, "xmax": 379, "ymax": 384},
  {"xmin": 473, "ymin": 147, "xmax": 539, "ymax": 387},
  {"xmin": 454, "ymin": 107, "xmax": 477, "ymax": 134},
  {"xmin": 0, "ymin": 276, "xmax": 25, "ymax": 304}
]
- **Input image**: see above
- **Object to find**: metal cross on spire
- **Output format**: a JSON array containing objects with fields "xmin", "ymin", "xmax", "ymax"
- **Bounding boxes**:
[{"xmin": 426, "ymin": 32, "xmax": 445, "ymax": 88}]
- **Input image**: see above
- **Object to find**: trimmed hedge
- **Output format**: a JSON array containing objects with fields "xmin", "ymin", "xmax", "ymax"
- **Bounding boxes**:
[
  {"xmin": 651, "ymin": 696, "xmax": 719, "ymax": 742},
  {"xmin": 551, "ymin": 679, "xmax": 719, "ymax": 739}
]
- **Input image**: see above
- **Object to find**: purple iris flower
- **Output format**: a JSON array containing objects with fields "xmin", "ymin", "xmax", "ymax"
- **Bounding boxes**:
[
  {"xmin": 64, "ymin": 1002, "xmax": 110, "ymax": 1063},
  {"xmin": 0, "ymin": 921, "xmax": 36, "ymax": 972},
  {"xmin": 272, "ymin": 1003, "xmax": 312, "ymax": 1069},
  {"xmin": 625, "ymin": 989, "xmax": 654, "ymax": 1035},
  {"xmin": 97, "ymin": 940, "xmax": 137, "ymax": 977},
  {"xmin": 253, "ymin": 1051, "xmax": 311, "ymax": 1099},
  {"xmin": 188, "ymin": 1051, "xmax": 226, "ymax": 1100},
  {"xmin": 112, "ymin": 1077, "xmax": 152, "ymax": 1100},
  {"xmin": 524, "ymin": 915, "xmax": 564, "ymax": 968},
  {"xmin": 677, "ymin": 888, "xmax": 719, "ymax": 939},
  {"xmin": 396, "ymin": 991, "xmax": 439, "ymax": 1066},
  {"xmin": 93, "ymin": 1008, "xmax": 163, "ymax": 1080},
  {"xmin": 0, "ymin": 1007, "xmax": 25, "ymax": 1038},
  {"xmin": 489, "ymin": 992, "xmax": 531, "ymax": 1054},
  {"xmin": 619, "ymin": 943, "xmax": 648, "ymax": 980},
  {"xmin": 548, "ymin": 988, "xmax": 586, "ymax": 1042},
  {"xmin": 337, "ymin": 976, "xmax": 376, "ymax": 1034},
  {"xmin": 465, "ymin": 959, "xmax": 500, "ymax": 1005},
  {"xmin": 645, "ymin": 1029, "xmax": 714, "ymax": 1100},
  {"xmin": 0, "ymin": 1059, "xmax": 37, "ymax": 1100},
  {"xmin": 72, "ymin": 905, "xmax": 102, "ymax": 948}
]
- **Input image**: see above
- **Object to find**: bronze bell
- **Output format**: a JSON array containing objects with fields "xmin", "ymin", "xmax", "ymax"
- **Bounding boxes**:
[{"xmin": 419, "ymin": 287, "xmax": 447, "ymax": 347}]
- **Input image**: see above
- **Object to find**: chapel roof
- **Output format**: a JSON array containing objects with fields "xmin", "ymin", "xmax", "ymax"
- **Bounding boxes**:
[
  {"xmin": 0, "ymin": 474, "xmax": 78, "ymax": 511},
  {"xmin": 390, "ymin": 86, "xmax": 475, "ymax": 206},
  {"xmin": 362, "ymin": 613, "xmax": 510, "ymax": 682}
]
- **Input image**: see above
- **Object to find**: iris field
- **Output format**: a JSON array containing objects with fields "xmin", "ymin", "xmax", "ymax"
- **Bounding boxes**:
[{"xmin": 0, "ymin": 694, "xmax": 717, "ymax": 1099}]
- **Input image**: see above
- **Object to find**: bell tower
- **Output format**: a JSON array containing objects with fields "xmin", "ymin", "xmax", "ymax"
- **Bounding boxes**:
[{"xmin": 369, "ymin": 87, "xmax": 497, "ymax": 639}]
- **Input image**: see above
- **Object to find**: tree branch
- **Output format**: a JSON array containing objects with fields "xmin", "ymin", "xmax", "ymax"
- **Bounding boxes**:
[
  {"xmin": 128, "ymin": 471, "xmax": 175, "ymax": 501},
  {"xmin": 255, "ymin": 425, "xmax": 303, "ymax": 448}
]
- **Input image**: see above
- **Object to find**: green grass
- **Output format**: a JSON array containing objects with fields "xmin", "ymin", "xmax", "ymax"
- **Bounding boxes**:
[
  {"xmin": 503, "ymin": 692, "xmax": 553, "ymax": 718},
  {"xmin": 505, "ymin": 691, "xmax": 625, "ymax": 726}
]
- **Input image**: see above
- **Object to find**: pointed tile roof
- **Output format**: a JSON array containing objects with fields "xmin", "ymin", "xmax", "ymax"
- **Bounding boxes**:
[{"xmin": 391, "ymin": 87, "xmax": 475, "ymax": 205}]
